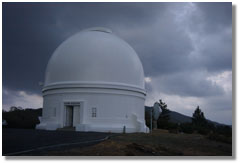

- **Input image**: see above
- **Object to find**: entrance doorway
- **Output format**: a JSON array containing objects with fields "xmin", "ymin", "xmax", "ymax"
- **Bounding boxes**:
[
  {"xmin": 65, "ymin": 106, "xmax": 74, "ymax": 127},
  {"xmin": 64, "ymin": 102, "xmax": 81, "ymax": 128}
]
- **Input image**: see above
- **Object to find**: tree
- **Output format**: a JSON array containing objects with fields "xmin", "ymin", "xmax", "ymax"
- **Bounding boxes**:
[
  {"xmin": 3, "ymin": 108, "xmax": 42, "ymax": 129},
  {"xmin": 159, "ymin": 99, "xmax": 169, "ymax": 113},
  {"xmin": 192, "ymin": 106, "xmax": 207, "ymax": 127},
  {"xmin": 10, "ymin": 106, "xmax": 17, "ymax": 111},
  {"xmin": 157, "ymin": 99, "xmax": 171, "ymax": 129}
]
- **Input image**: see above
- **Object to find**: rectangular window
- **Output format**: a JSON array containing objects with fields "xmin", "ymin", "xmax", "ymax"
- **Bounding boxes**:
[
  {"xmin": 53, "ymin": 107, "xmax": 57, "ymax": 117},
  {"xmin": 92, "ymin": 107, "xmax": 97, "ymax": 117}
]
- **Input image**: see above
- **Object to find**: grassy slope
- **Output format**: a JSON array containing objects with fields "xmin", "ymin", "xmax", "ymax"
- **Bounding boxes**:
[{"xmin": 44, "ymin": 129, "xmax": 232, "ymax": 156}]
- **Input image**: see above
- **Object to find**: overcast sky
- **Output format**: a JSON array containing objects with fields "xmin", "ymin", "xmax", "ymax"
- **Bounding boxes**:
[{"xmin": 2, "ymin": 2, "xmax": 232, "ymax": 125}]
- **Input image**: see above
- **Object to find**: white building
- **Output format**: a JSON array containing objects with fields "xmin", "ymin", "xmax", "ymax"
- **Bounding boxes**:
[{"xmin": 36, "ymin": 27, "xmax": 148, "ymax": 133}]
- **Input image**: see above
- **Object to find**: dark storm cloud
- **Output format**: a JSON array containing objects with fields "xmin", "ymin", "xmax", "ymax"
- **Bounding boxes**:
[
  {"xmin": 2, "ymin": 3, "xmax": 232, "ymax": 124},
  {"xmin": 195, "ymin": 30, "xmax": 232, "ymax": 72},
  {"xmin": 195, "ymin": 2, "xmax": 232, "ymax": 33},
  {"xmin": 2, "ymin": 2, "xmax": 167, "ymax": 94},
  {"xmin": 114, "ymin": 10, "xmax": 195, "ymax": 76},
  {"xmin": 3, "ymin": 3, "xmax": 231, "ymax": 93}
]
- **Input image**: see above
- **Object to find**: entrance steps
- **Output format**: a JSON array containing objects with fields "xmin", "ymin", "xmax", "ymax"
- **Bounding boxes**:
[{"xmin": 57, "ymin": 127, "xmax": 76, "ymax": 131}]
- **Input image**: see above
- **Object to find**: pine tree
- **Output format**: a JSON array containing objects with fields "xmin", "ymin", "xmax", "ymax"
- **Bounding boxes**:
[
  {"xmin": 192, "ymin": 106, "xmax": 207, "ymax": 126},
  {"xmin": 157, "ymin": 99, "xmax": 170, "ymax": 129}
]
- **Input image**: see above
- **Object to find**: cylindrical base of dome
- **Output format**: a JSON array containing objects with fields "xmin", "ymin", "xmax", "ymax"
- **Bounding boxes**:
[{"xmin": 36, "ymin": 86, "xmax": 149, "ymax": 133}]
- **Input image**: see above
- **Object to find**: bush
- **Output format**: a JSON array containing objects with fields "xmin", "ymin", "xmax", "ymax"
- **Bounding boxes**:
[
  {"xmin": 3, "ymin": 108, "xmax": 42, "ymax": 129},
  {"xmin": 207, "ymin": 132, "xmax": 232, "ymax": 144},
  {"xmin": 167, "ymin": 122, "xmax": 178, "ymax": 130},
  {"xmin": 215, "ymin": 125, "xmax": 232, "ymax": 137},
  {"xmin": 180, "ymin": 123, "xmax": 194, "ymax": 134},
  {"xmin": 168, "ymin": 129, "xmax": 179, "ymax": 134},
  {"xmin": 197, "ymin": 126, "xmax": 210, "ymax": 135}
]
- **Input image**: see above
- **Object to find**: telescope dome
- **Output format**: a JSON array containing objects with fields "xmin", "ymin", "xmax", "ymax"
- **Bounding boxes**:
[{"xmin": 44, "ymin": 27, "xmax": 145, "ymax": 90}]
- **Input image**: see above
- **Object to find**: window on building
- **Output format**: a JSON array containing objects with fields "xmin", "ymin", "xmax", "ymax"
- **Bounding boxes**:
[
  {"xmin": 53, "ymin": 107, "xmax": 57, "ymax": 117},
  {"xmin": 92, "ymin": 107, "xmax": 97, "ymax": 117}
]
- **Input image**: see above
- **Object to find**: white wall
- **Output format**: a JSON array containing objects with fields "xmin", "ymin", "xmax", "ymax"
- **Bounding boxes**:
[{"xmin": 37, "ymin": 87, "xmax": 148, "ymax": 133}]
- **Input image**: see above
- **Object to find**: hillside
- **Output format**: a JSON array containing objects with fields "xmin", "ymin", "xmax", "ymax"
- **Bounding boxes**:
[
  {"xmin": 145, "ymin": 106, "xmax": 192, "ymax": 123},
  {"xmin": 24, "ymin": 129, "xmax": 232, "ymax": 156},
  {"xmin": 145, "ymin": 106, "xmax": 226, "ymax": 126}
]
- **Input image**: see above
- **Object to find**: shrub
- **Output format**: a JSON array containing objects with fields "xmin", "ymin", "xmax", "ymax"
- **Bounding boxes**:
[
  {"xmin": 3, "ymin": 108, "xmax": 42, "ymax": 129},
  {"xmin": 180, "ymin": 123, "xmax": 194, "ymax": 134},
  {"xmin": 207, "ymin": 132, "xmax": 232, "ymax": 144},
  {"xmin": 197, "ymin": 126, "xmax": 210, "ymax": 135}
]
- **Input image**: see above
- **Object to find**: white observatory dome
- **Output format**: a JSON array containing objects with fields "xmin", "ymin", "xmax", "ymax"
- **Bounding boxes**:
[
  {"xmin": 44, "ymin": 27, "xmax": 145, "ymax": 90},
  {"xmin": 37, "ymin": 27, "xmax": 148, "ymax": 133}
]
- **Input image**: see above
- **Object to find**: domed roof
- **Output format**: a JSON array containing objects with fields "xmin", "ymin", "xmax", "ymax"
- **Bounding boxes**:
[{"xmin": 44, "ymin": 27, "xmax": 145, "ymax": 91}]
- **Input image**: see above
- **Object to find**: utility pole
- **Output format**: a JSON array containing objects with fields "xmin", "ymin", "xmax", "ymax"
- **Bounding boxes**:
[{"xmin": 150, "ymin": 109, "xmax": 152, "ymax": 133}]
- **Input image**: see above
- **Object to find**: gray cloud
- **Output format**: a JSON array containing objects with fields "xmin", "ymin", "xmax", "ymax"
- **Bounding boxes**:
[
  {"xmin": 195, "ymin": 2, "xmax": 232, "ymax": 33},
  {"xmin": 151, "ymin": 70, "xmax": 225, "ymax": 97},
  {"xmin": 2, "ymin": 2, "xmax": 232, "ymax": 124},
  {"xmin": 2, "ymin": 2, "xmax": 168, "ymax": 93},
  {"xmin": 2, "ymin": 87, "xmax": 43, "ymax": 111}
]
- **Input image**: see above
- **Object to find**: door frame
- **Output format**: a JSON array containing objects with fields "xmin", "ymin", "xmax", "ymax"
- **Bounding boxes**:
[{"xmin": 62, "ymin": 100, "xmax": 85, "ymax": 128}]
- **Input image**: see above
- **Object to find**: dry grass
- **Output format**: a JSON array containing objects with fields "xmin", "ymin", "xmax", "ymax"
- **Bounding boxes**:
[{"xmin": 45, "ymin": 129, "xmax": 232, "ymax": 156}]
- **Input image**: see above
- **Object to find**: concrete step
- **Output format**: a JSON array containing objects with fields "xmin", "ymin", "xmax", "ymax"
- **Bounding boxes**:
[{"xmin": 57, "ymin": 127, "xmax": 76, "ymax": 131}]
